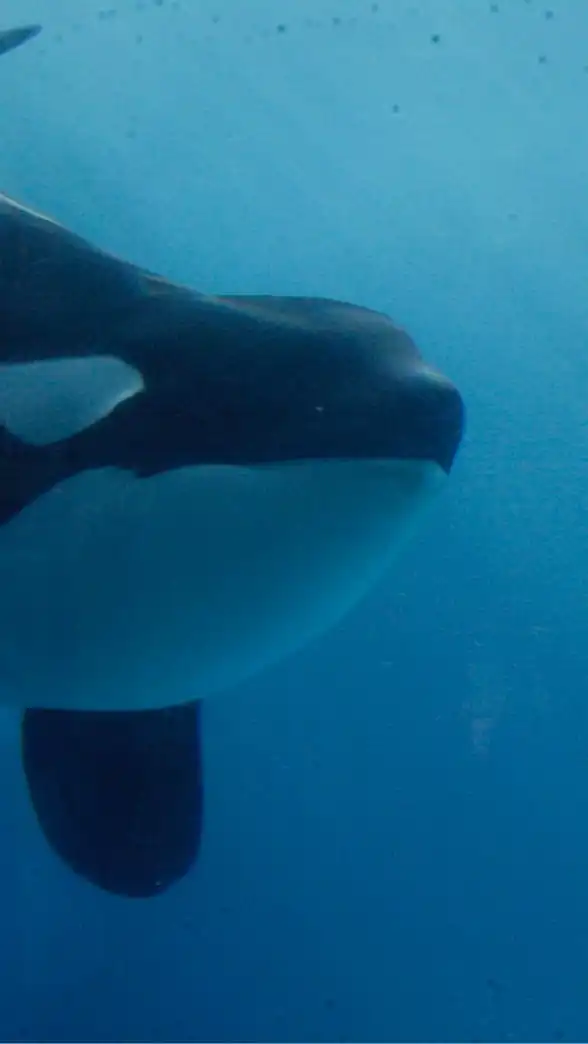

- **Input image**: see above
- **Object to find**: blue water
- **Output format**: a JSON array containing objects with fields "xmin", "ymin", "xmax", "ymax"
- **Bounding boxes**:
[{"xmin": 2, "ymin": 1, "xmax": 588, "ymax": 1040}]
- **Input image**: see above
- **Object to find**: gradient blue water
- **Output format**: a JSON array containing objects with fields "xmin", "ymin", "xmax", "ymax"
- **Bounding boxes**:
[{"xmin": 1, "ymin": 2, "xmax": 588, "ymax": 1041}]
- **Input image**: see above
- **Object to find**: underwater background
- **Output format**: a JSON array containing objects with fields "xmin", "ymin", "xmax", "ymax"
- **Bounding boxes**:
[{"xmin": 1, "ymin": 1, "xmax": 588, "ymax": 1041}]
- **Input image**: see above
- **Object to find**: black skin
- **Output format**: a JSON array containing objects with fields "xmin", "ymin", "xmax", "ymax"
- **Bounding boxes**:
[{"xmin": 22, "ymin": 703, "xmax": 204, "ymax": 898}]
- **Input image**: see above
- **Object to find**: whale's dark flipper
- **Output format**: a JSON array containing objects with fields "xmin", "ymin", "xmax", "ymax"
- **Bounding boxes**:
[
  {"xmin": 21, "ymin": 702, "xmax": 203, "ymax": 897},
  {"xmin": 0, "ymin": 25, "xmax": 42, "ymax": 58}
]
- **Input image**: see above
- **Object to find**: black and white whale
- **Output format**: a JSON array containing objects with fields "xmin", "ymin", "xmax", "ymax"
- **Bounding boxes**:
[{"xmin": 0, "ymin": 26, "xmax": 465, "ymax": 898}]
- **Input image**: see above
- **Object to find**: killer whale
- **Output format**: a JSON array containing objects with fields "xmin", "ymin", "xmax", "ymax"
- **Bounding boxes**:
[{"xmin": 1, "ymin": 27, "xmax": 464, "ymax": 898}]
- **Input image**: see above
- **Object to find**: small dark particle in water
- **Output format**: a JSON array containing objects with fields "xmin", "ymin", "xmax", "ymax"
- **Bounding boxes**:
[
  {"xmin": 486, "ymin": 976, "xmax": 504, "ymax": 994},
  {"xmin": 212, "ymin": 14, "xmax": 221, "ymax": 24},
  {"xmin": 324, "ymin": 997, "xmax": 336, "ymax": 1010},
  {"xmin": 332, "ymin": 16, "xmax": 342, "ymax": 26},
  {"xmin": 136, "ymin": 33, "xmax": 144, "ymax": 43},
  {"xmin": 431, "ymin": 33, "xmax": 441, "ymax": 43},
  {"xmin": 276, "ymin": 23, "xmax": 287, "ymax": 33},
  {"xmin": 0, "ymin": 24, "xmax": 42, "ymax": 57},
  {"xmin": 490, "ymin": 3, "xmax": 499, "ymax": 10},
  {"xmin": 392, "ymin": 103, "xmax": 400, "ymax": 113},
  {"xmin": 545, "ymin": 9, "xmax": 554, "ymax": 18},
  {"xmin": 154, "ymin": 0, "xmax": 164, "ymax": 7},
  {"xmin": 371, "ymin": 2, "xmax": 380, "ymax": 11},
  {"xmin": 538, "ymin": 53, "xmax": 547, "ymax": 63},
  {"xmin": 125, "ymin": 128, "xmax": 137, "ymax": 140}
]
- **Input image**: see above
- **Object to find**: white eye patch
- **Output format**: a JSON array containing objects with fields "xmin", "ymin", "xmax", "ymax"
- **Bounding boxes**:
[{"xmin": 0, "ymin": 355, "xmax": 144, "ymax": 445}]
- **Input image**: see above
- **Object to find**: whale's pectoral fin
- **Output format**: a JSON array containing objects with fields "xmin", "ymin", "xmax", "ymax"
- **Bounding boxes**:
[
  {"xmin": 0, "ymin": 25, "xmax": 42, "ymax": 58},
  {"xmin": 21, "ymin": 702, "xmax": 203, "ymax": 898}
]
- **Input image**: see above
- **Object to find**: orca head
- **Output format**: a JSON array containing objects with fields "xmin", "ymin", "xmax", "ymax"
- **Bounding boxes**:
[
  {"xmin": 134, "ymin": 291, "xmax": 464, "ymax": 481},
  {"xmin": 217, "ymin": 294, "xmax": 463, "ymax": 474}
]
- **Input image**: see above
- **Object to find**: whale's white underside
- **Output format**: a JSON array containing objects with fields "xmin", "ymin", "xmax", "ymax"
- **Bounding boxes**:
[{"xmin": 0, "ymin": 457, "xmax": 444, "ymax": 711}]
